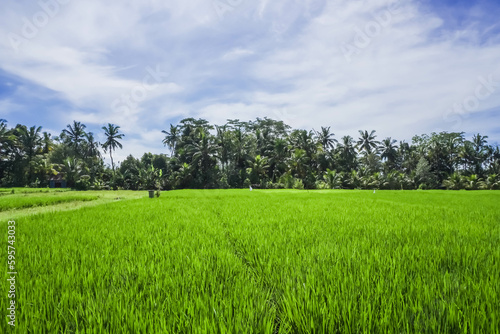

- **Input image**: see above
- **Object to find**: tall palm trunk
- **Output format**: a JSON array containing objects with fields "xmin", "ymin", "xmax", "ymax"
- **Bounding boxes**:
[{"xmin": 109, "ymin": 150, "xmax": 115, "ymax": 173}]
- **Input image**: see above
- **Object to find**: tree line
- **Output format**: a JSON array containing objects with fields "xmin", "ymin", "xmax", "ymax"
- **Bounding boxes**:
[{"xmin": 0, "ymin": 117, "xmax": 499, "ymax": 190}]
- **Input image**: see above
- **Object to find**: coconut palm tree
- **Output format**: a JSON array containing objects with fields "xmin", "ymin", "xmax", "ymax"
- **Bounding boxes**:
[
  {"xmin": 488, "ymin": 146, "xmax": 500, "ymax": 174},
  {"xmin": 482, "ymin": 174, "xmax": 499, "ymax": 190},
  {"xmin": 443, "ymin": 172, "xmax": 464, "ymax": 190},
  {"xmin": 101, "ymin": 123, "xmax": 124, "ymax": 173},
  {"xmin": 288, "ymin": 148, "xmax": 309, "ymax": 180},
  {"xmin": 359, "ymin": 152, "xmax": 382, "ymax": 175},
  {"xmin": 232, "ymin": 127, "xmax": 252, "ymax": 170},
  {"xmin": 290, "ymin": 130, "xmax": 317, "ymax": 157},
  {"xmin": 60, "ymin": 157, "xmax": 86, "ymax": 187},
  {"xmin": 215, "ymin": 125, "xmax": 231, "ymax": 173},
  {"xmin": 62, "ymin": 121, "xmax": 87, "ymax": 157},
  {"xmin": 246, "ymin": 155, "xmax": 270, "ymax": 185},
  {"xmin": 162, "ymin": 124, "xmax": 179, "ymax": 156},
  {"xmin": 42, "ymin": 132, "xmax": 53, "ymax": 154},
  {"xmin": 188, "ymin": 129, "xmax": 218, "ymax": 187},
  {"xmin": 379, "ymin": 137, "xmax": 398, "ymax": 171},
  {"xmin": 0, "ymin": 120, "xmax": 14, "ymax": 158},
  {"xmin": 458, "ymin": 142, "xmax": 475, "ymax": 173},
  {"xmin": 315, "ymin": 126, "xmax": 337, "ymax": 151},
  {"xmin": 472, "ymin": 133, "xmax": 488, "ymax": 175},
  {"xmin": 323, "ymin": 168, "xmax": 342, "ymax": 189},
  {"xmin": 337, "ymin": 135, "xmax": 357, "ymax": 172},
  {"xmin": 357, "ymin": 130, "xmax": 380, "ymax": 155},
  {"xmin": 269, "ymin": 138, "xmax": 288, "ymax": 182},
  {"xmin": 18, "ymin": 125, "xmax": 43, "ymax": 183},
  {"xmin": 465, "ymin": 174, "xmax": 482, "ymax": 190},
  {"xmin": 84, "ymin": 132, "xmax": 101, "ymax": 160}
]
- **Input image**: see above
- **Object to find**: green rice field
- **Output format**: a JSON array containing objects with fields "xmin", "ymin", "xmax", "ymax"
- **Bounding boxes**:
[
  {"xmin": 1, "ymin": 190, "xmax": 499, "ymax": 333},
  {"xmin": 0, "ymin": 192, "xmax": 99, "ymax": 212}
]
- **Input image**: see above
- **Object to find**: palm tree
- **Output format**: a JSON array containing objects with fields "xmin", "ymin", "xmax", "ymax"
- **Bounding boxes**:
[
  {"xmin": 472, "ymin": 133, "xmax": 488, "ymax": 153},
  {"xmin": 359, "ymin": 152, "xmax": 382, "ymax": 175},
  {"xmin": 60, "ymin": 157, "xmax": 86, "ymax": 187},
  {"xmin": 357, "ymin": 130, "xmax": 379, "ymax": 155},
  {"xmin": 472, "ymin": 133, "xmax": 488, "ymax": 175},
  {"xmin": 482, "ymin": 174, "xmax": 499, "ymax": 190},
  {"xmin": 488, "ymin": 146, "xmax": 500, "ymax": 174},
  {"xmin": 102, "ymin": 123, "xmax": 124, "ymax": 173},
  {"xmin": 18, "ymin": 125, "xmax": 43, "ymax": 183},
  {"xmin": 62, "ymin": 121, "xmax": 87, "ymax": 157},
  {"xmin": 290, "ymin": 130, "xmax": 317, "ymax": 157},
  {"xmin": 315, "ymin": 127, "xmax": 337, "ymax": 151},
  {"xmin": 84, "ymin": 132, "xmax": 101, "ymax": 160},
  {"xmin": 233, "ymin": 128, "xmax": 251, "ymax": 169},
  {"xmin": 246, "ymin": 155, "xmax": 269, "ymax": 184},
  {"xmin": 465, "ymin": 174, "xmax": 482, "ymax": 190},
  {"xmin": 445, "ymin": 133, "xmax": 464, "ymax": 173},
  {"xmin": 0, "ymin": 120, "xmax": 14, "ymax": 157},
  {"xmin": 215, "ymin": 125, "xmax": 231, "ymax": 173},
  {"xmin": 269, "ymin": 138, "xmax": 289, "ymax": 181},
  {"xmin": 379, "ymin": 138, "xmax": 398, "ymax": 164},
  {"xmin": 288, "ymin": 148, "xmax": 309, "ymax": 180},
  {"xmin": 34, "ymin": 158, "xmax": 58, "ymax": 186},
  {"xmin": 323, "ymin": 169, "xmax": 342, "ymax": 189},
  {"xmin": 162, "ymin": 124, "xmax": 179, "ymax": 156},
  {"xmin": 458, "ymin": 142, "xmax": 475, "ymax": 173},
  {"xmin": 337, "ymin": 136, "xmax": 357, "ymax": 172},
  {"xmin": 42, "ymin": 132, "xmax": 53, "ymax": 154},
  {"xmin": 188, "ymin": 129, "xmax": 218, "ymax": 187},
  {"xmin": 176, "ymin": 162, "xmax": 192, "ymax": 188}
]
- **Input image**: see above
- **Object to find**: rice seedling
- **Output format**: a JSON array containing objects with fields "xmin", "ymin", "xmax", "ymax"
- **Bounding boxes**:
[
  {"xmin": 0, "ymin": 190, "xmax": 498, "ymax": 333},
  {"xmin": 0, "ymin": 192, "xmax": 99, "ymax": 212}
]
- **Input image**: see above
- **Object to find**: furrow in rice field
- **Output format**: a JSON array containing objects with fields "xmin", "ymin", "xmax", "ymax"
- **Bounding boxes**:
[{"xmin": 0, "ymin": 190, "xmax": 499, "ymax": 333}]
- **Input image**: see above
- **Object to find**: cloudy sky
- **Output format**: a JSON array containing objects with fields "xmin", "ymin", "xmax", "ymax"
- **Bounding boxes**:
[{"xmin": 1, "ymin": 0, "xmax": 499, "ymax": 164}]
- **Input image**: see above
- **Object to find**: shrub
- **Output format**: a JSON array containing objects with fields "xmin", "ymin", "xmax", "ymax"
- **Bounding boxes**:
[{"xmin": 293, "ymin": 178, "xmax": 304, "ymax": 190}]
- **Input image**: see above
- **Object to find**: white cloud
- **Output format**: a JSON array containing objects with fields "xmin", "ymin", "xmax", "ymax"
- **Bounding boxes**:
[
  {"xmin": 222, "ymin": 48, "xmax": 255, "ymax": 61},
  {"xmin": 0, "ymin": 0, "xmax": 499, "ymax": 153}
]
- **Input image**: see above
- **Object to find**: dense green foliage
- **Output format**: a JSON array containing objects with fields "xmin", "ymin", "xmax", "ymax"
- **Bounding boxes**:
[
  {"xmin": 1, "ymin": 118, "xmax": 499, "ymax": 190},
  {"xmin": 1, "ymin": 190, "xmax": 498, "ymax": 332}
]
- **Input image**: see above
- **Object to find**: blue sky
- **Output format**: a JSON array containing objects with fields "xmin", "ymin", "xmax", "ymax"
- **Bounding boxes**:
[{"xmin": 1, "ymin": 0, "xmax": 499, "ymax": 164}]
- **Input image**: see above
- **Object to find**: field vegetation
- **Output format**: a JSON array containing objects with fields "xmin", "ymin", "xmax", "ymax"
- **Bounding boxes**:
[
  {"xmin": 0, "ymin": 192, "xmax": 98, "ymax": 212},
  {"xmin": 1, "ymin": 190, "xmax": 498, "ymax": 333}
]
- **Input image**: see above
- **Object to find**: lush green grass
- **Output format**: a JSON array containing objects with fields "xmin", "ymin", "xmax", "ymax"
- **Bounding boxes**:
[
  {"xmin": 1, "ymin": 190, "xmax": 499, "ymax": 333},
  {"xmin": 0, "ymin": 192, "xmax": 99, "ymax": 212},
  {"xmin": 0, "ymin": 188, "xmax": 72, "ymax": 195}
]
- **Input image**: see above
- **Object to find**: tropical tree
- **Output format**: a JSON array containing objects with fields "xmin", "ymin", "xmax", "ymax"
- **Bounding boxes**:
[
  {"xmin": 18, "ymin": 125, "xmax": 43, "ymax": 184},
  {"xmin": 101, "ymin": 123, "xmax": 124, "ymax": 173},
  {"xmin": 316, "ymin": 126, "xmax": 337, "ymax": 151},
  {"xmin": 443, "ymin": 172, "xmax": 464, "ymax": 190},
  {"xmin": 379, "ymin": 137, "xmax": 398, "ymax": 172},
  {"xmin": 269, "ymin": 138, "xmax": 289, "ymax": 182},
  {"xmin": 246, "ymin": 155, "xmax": 269, "ymax": 185},
  {"xmin": 84, "ymin": 132, "xmax": 101, "ymax": 160},
  {"xmin": 415, "ymin": 157, "xmax": 437, "ymax": 189},
  {"xmin": 464, "ymin": 174, "xmax": 482, "ymax": 190},
  {"xmin": 288, "ymin": 148, "xmax": 310, "ymax": 182},
  {"xmin": 215, "ymin": 125, "xmax": 232, "ymax": 173},
  {"xmin": 482, "ymin": 174, "xmax": 499, "ymax": 190},
  {"xmin": 62, "ymin": 121, "xmax": 87, "ymax": 157},
  {"xmin": 60, "ymin": 157, "xmax": 87, "ymax": 187},
  {"xmin": 471, "ymin": 133, "xmax": 488, "ymax": 175},
  {"xmin": 42, "ymin": 132, "xmax": 53, "ymax": 154},
  {"xmin": 336, "ymin": 136, "xmax": 357, "ymax": 172},
  {"xmin": 188, "ymin": 129, "xmax": 218, "ymax": 188},
  {"xmin": 323, "ymin": 169, "xmax": 342, "ymax": 189},
  {"xmin": 162, "ymin": 124, "xmax": 179, "ymax": 156},
  {"xmin": 357, "ymin": 130, "xmax": 380, "ymax": 155}
]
